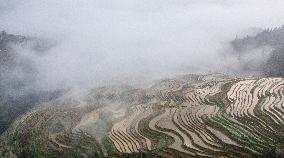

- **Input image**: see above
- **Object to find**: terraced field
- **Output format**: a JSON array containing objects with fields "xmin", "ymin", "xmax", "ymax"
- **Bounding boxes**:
[{"xmin": 1, "ymin": 74, "xmax": 284, "ymax": 157}]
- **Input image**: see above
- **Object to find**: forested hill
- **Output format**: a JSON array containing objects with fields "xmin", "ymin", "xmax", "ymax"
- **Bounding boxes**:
[
  {"xmin": 231, "ymin": 26, "xmax": 284, "ymax": 77},
  {"xmin": 0, "ymin": 31, "xmax": 61, "ymax": 134}
]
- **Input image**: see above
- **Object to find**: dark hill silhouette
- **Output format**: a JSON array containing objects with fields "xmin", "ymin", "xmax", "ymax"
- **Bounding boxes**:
[
  {"xmin": 0, "ymin": 31, "xmax": 62, "ymax": 134},
  {"xmin": 231, "ymin": 26, "xmax": 284, "ymax": 77}
]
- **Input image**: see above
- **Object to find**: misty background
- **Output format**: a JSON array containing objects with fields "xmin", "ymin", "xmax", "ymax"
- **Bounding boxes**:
[
  {"xmin": 1, "ymin": 0, "xmax": 284, "ymax": 133},
  {"xmin": 1, "ymin": 0, "xmax": 284, "ymax": 89}
]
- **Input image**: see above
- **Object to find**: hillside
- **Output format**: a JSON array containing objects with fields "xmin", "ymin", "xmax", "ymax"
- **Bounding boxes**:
[
  {"xmin": 0, "ymin": 31, "xmax": 60, "ymax": 134},
  {"xmin": 1, "ymin": 74, "xmax": 284, "ymax": 158},
  {"xmin": 231, "ymin": 26, "xmax": 284, "ymax": 77}
]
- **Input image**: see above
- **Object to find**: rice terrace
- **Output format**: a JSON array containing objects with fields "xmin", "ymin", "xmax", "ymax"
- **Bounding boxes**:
[
  {"xmin": 1, "ymin": 74, "xmax": 284, "ymax": 157},
  {"xmin": 1, "ymin": 0, "xmax": 284, "ymax": 157}
]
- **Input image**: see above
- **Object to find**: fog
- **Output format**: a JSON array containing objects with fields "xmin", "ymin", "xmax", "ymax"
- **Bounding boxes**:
[{"xmin": 1, "ymin": 0, "xmax": 284, "ymax": 90}]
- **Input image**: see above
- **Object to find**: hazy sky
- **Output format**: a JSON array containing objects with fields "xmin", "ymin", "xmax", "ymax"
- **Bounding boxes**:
[{"xmin": 1, "ymin": 0, "xmax": 284, "ymax": 89}]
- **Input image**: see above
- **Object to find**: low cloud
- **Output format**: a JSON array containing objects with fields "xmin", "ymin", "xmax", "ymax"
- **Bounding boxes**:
[{"xmin": 1, "ymin": 0, "xmax": 284, "ymax": 90}]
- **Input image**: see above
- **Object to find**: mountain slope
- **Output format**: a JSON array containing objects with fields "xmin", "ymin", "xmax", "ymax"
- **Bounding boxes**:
[
  {"xmin": 231, "ymin": 26, "xmax": 284, "ymax": 77},
  {"xmin": 0, "ymin": 31, "xmax": 60, "ymax": 134},
  {"xmin": 1, "ymin": 74, "xmax": 284, "ymax": 158}
]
